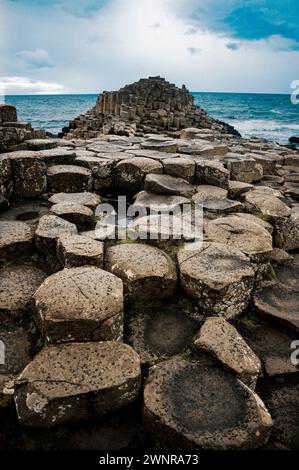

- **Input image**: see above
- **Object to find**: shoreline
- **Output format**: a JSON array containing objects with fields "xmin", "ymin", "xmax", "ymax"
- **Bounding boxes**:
[{"xmin": 4, "ymin": 92, "xmax": 299, "ymax": 145}]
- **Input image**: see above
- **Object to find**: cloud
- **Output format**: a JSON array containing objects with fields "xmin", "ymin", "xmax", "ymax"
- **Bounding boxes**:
[
  {"xmin": 2, "ymin": 0, "xmax": 299, "ymax": 94},
  {"xmin": 0, "ymin": 76, "xmax": 66, "ymax": 94},
  {"xmin": 187, "ymin": 47, "xmax": 201, "ymax": 54},
  {"xmin": 184, "ymin": 0, "xmax": 299, "ymax": 51},
  {"xmin": 226, "ymin": 42, "xmax": 239, "ymax": 51},
  {"xmin": 17, "ymin": 48, "xmax": 53, "ymax": 68},
  {"xmin": 8, "ymin": 0, "xmax": 108, "ymax": 18}
]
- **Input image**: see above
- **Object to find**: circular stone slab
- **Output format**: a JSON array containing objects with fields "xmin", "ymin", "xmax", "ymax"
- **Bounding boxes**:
[
  {"xmin": 0, "ymin": 265, "xmax": 47, "ymax": 321},
  {"xmin": 105, "ymin": 243, "xmax": 177, "ymax": 301},
  {"xmin": 34, "ymin": 267, "xmax": 124, "ymax": 343},
  {"xmin": 143, "ymin": 360, "xmax": 272, "ymax": 450},
  {"xmin": 14, "ymin": 341, "xmax": 141, "ymax": 428},
  {"xmin": 127, "ymin": 310, "xmax": 199, "ymax": 366},
  {"xmin": 178, "ymin": 242, "xmax": 255, "ymax": 319},
  {"xmin": 0, "ymin": 220, "xmax": 34, "ymax": 260}
]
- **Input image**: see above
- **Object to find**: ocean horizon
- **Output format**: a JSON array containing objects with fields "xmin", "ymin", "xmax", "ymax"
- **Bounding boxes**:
[{"xmin": 4, "ymin": 91, "xmax": 299, "ymax": 144}]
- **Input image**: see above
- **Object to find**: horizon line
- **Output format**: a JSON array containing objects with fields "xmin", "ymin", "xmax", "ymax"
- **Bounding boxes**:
[{"xmin": 4, "ymin": 90, "xmax": 292, "ymax": 97}]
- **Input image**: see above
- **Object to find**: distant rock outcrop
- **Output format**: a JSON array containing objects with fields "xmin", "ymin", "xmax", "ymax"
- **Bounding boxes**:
[
  {"xmin": 63, "ymin": 76, "xmax": 241, "ymax": 139},
  {"xmin": 0, "ymin": 104, "xmax": 46, "ymax": 153}
]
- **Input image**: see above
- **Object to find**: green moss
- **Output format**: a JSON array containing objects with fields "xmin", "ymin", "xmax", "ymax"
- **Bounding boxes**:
[
  {"xmin": 252, "ymin": 211, "xmax": 273, "ymax": 224},
  {"xmin": 265, "ymin": 263, "xmax": 278, "ymax": 281}
]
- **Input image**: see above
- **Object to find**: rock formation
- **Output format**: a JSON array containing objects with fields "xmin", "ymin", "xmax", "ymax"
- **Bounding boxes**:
[
  {"xmin": 0, "ymin": 104, "xmax": 46, "ymax": 153},
  {"xmin": 0, "ymin": 87, "xmax": 299, "ymax": 450},
  {"xmin": 63, "ymin": 76, "xmax": 240, "ymax": 139}
]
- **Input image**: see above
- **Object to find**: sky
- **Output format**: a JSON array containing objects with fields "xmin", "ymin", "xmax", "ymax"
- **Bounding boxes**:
[{"xmin": 1, "ymin": 0, "xmax": 299, "ymax": 95}]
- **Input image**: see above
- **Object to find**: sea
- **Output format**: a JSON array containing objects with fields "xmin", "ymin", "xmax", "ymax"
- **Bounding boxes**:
[{"xmin": 4, "ymin": 92, "xmax": 299, "ymax": 145}]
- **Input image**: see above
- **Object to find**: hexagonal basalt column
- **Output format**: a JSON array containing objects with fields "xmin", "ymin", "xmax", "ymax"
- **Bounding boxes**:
[
  {"xmin": 14, "ymin": 341, "xmax": 141, "ymax": 428},
  {"xmin": 34, "ymin": 266, "xmax": 124, "ymax": 343}
]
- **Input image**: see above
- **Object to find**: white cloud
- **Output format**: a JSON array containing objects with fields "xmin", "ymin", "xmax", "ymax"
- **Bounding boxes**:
[
  {"xmin": 0, "ymin": 76, "xmax": 67, "ymax": 95},
  {"xmin": 17, "ymin": 48, "xmax": 53, "ymax": 68}
]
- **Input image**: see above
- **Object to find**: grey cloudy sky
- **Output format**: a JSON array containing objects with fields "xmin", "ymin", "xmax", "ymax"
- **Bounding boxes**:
[{"xmin": 1, "ymin": 0, "xmax": 299, "ymax": 94}]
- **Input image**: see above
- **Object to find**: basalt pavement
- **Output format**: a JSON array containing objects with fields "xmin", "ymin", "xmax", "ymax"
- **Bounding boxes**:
[{"xmin": 0, "ymin": 127, "xmax": 299, "ymax": 450}]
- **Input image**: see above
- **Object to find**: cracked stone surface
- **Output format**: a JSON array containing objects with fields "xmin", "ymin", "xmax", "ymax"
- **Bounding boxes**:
[
  {"xmin": 228, "ymin": 181, "xmax": 254, "ymax": 199},
  {"xmin": 14, "ymin": 341, "xmax": 141, "ymax": 428},
  {"xmin": 204, "ymin": 215, "xmax": 273, "ymax": 262},
  {"xmin": 194, "ymin": 317, "xmax": 261, "ymax": 388},
  {"xmin": 34, "ymin": 266, "xmax": 124, "ymax": 343},
  {"xmin": 38, "ymin": 148, "xmax": 76, "ymax": 165},
  {"xmin": 105, "ymin": 243, "xmax": 177, "ymax": 301},
  {"xmin": 192, "ymin": 185, "xmax": 242, "ymax": 213},
  {"xmin": 26, "ymin": 139, "xmax": 57, "ymax": 151},
  {"xmin": 245, "ymin": 188, "xmax": 291, "ymax": 219},
  {"xmin": 0, "ymin": 154, "xmax": 13, "ymax": 199},
  {"xmin": 143, "ymin": 360, "xmax": 272, "ymax": 450},
  {"xmin": 178, "ymin": 242, "xmax": 255, "ymax": 319},
  {"xmin": 274, "ymin": 205, "xmax": 299, "ymax": 250}
]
